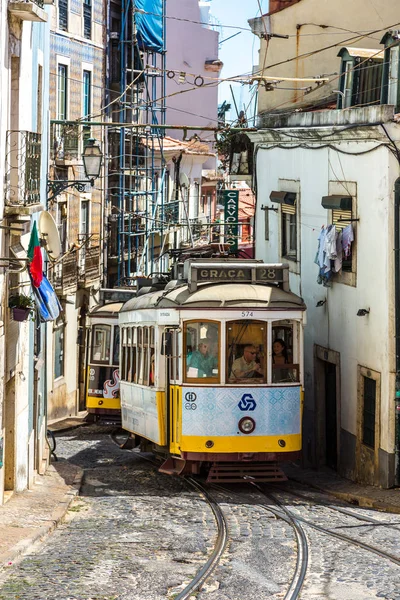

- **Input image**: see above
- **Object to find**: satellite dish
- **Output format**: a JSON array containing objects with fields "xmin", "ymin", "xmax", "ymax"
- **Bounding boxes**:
[
  {"xmin": 179, "ymin": 172, "xmax": 190, "ymax": 187},
  {"xmin": 39, "ymin": 211, "xmax": 61, "ymax": 259}
]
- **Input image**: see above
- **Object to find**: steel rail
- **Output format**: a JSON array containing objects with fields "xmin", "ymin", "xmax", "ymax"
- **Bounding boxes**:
[
  {"xmin": 266, "ymin": 491, "xmax": 400, "ymax": 569},
  {"xmin": 210, "ymin": 482, "xmax": 309, "ymax": 600},
  {"xmin": 174, "ymin": 478, "xmax": 228, "ymax": 600},
  {"xmin": 272, "ymin": 485, "xmax": 400, "ymax": 528},
  {"xmin": 250, "ymin": 483, "xmax": 308, "ymax": 600},
  {"xmin": 109, "ymin": 436, "xmax": 229, "ymax": 598}
]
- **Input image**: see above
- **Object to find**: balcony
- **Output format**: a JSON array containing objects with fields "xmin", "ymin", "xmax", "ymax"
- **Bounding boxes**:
[
  {"xmin": 78, "ymin": 245, "xmax": 100, "ymax": 286},
  {"xmin": 49, "ymin": 253, "xmax": 78, "ymax": 296},
  {"xmin": 4, "ymin": 130, "xmax": 43, "ymax": 214},
  {"xmin": 50, "ymin": 123, "xmax": 80, "ymax": 162},
  {"xmin": 8, "ymin": 0, "xmax": 47, "ymax": 22}
]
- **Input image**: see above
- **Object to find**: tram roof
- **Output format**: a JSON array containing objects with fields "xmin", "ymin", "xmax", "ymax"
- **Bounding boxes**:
[
  {"xmin": 120, "ymin": 283, "xmax": 306, "ymax": 311},
  {"xmin": 88, "ymin": 302, "xmax": 124, "ymax": 317}
]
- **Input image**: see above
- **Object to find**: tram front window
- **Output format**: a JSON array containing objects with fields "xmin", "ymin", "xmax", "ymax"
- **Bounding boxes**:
[
  {"xmin": 185, "ymin": 321, "xmax": 219, "ymax": 381},
  {"xmin": 227, "ymin": 321, "xmax": 266, "ymax": 383},
  {"xmin": 272, "ymin": 320, "xmax": 300, "ymax": 383},
  {"xmin": 91, "ymin": 325, "xmax": 111, "ymax": 364}
]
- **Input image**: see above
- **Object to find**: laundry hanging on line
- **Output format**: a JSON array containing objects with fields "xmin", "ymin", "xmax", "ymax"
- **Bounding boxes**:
[{"xmin": 315, "ymin": 223, "xmax": 354, "ymax": 286}]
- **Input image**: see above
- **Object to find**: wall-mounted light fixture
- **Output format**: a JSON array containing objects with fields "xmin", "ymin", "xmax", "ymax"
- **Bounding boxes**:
[
  {"xmin": 316, "ymin": 299, "xmax": 326, "ymax": 307},
  {"xmin": 357, "ymin": 308, "xmax": 370, "ymax": 317},
  {"xmin": 47, "ymin": 138, "xmax": 103, "ymax": 202}
]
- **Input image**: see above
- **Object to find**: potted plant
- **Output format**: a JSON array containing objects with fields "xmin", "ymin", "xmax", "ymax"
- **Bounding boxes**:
[{"xmin": 9, "ymin": 293, "xmax": 35, "ymax": 322}]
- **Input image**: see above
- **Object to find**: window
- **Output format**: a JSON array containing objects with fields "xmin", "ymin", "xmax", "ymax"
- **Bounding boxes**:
[
  {"xmin": 337, "ymin": 48, "xmax": 383, "ymax": 108},
  {"xmin": 91, "ymin": 325, "xmax": 111, "ymax": 363},
  {"xmin": 83, "ymin": 0, "xmax": 92, "ymax": 39},
  {"xmin": 193, "ymin": 182, "xmax": 200, "ymax": 219},
  {"xmin": 149, "ymin": 327, "xmax": 155, "ymax": 386},
  {"xmin": 137, "ymin": 327, "xmax": 143, "ymax": 384},
  {"xmin": 37, "ymin": 65, "xmax": 43, "ymax": 134},
  {"xmin": 113, "ymin": 326, "xmax": 120, "ymax": 365},
  {"xmin": 227, "ymin": 320, "xmax": 266, "ymax": 383},
  {"xmin": 332, "ymin": 206, "xmax": 353, "ymax": 272},
  {"xmin": 58, "ymin": 0, "xmax": 68, "ymax": 31},
  {"xmin": 343, "ymin": 61, "xmax": 354, "ymax": 108},
  {"xmin": 54, "ymin": 324, "xmax": 65, "ymax": 379},
  {"xmin": 80, "ymin": 200, "xmax": 90, "ymax": 271},
  {"xmin": 282, "ymin": 205, "xmax": 297, "ymax": 260},
  {"xmin": 57, "ymin": 65, "xmax": 68, "ymax": 121},
  {"xmin": 326, "ymin": 182, "xmax": 357, "ymax": 284},
  {"xmin": 272, "ymin": 321, "xmax": 300, "ymax": 384},
  {"xmin": 362, "ymin": 376, "xmax": 376, "ymax": 449},
  {"xmin": 56, "ymin": 201, "xmax": 68, "ymax": 254},
  {"xmin": 388, "ymin": 46, "xmax": 400, "ymax": 106},
  {"xmin": 82, "ymin": 70, "xmax": 91, "ymax": 141},
  {"xmin": 185, "ymin": 321, "xmax": 219, "ymax": 382}
]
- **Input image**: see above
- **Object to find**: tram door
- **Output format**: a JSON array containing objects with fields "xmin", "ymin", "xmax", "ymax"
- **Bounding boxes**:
[
  {"xmin": 164, "ymin": 328, "xmax": 180, "ymax": 451},
  {"xmin": 325, "ymin": 363, "xmax": 337, "ymax": 470}
]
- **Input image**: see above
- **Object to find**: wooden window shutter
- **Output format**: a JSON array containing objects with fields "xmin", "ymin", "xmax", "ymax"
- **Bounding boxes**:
[
  {"xmin": 332, "ymin": 208, "xmax": 351, "ymax": 230},
  {"xmin": 282, "ymin": 203, "xmax": 296, "ymax": 215}
]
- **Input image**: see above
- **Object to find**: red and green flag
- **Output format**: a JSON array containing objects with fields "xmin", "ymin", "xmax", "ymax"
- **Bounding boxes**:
[{"xmin": 27, "ymin": 221, "xmax": 43, "ymax": 288}]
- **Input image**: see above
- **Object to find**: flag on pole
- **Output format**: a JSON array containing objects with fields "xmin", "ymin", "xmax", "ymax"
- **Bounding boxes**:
[{"xmin": 27, "ymin": 221, "xmax": 43, "ymax": 288}]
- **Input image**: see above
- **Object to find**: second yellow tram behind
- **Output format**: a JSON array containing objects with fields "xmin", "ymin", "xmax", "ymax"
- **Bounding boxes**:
[{"xmin": 119, "ymin": 260, "xmax": 306, "ymax": 482}]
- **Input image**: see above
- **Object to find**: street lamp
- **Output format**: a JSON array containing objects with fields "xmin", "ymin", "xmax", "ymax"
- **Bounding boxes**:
[{"xmin": 47, "ymin": 138, "xmax": 103, "ymax": 202}]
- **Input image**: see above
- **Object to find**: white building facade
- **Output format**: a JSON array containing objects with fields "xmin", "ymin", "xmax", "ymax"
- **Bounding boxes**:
[
  {"xmin": 250, "ymin": 105, "xmax": 400, "ymax": 488},
  {"xmin": 0, "ymin": 0, "xmax": 51, "ymax": 503}
]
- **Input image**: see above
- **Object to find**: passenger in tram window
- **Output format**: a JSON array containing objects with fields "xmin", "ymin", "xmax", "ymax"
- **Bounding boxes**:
[
  {"xmin": 230, "ymin": 344, "xmax": 263, "ymax": 379},
  {"xmin": 149, "ymin": 353, "xmax": 155, "ymax": 386},
  {"xmin": 272, "ymin": 339, "xmax": 290, "ymax": 365},
  {"xmin": 187, "ymin": 339, "xmax": 217, "ymax": 378}
]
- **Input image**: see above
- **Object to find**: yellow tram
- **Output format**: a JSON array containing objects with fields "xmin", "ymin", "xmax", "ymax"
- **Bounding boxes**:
[
  {"xmin": 86, "ymin": 302, "xmax": 122, "ymax": 422},
  {"xmin": 119, "ymin": 261, "xmax": 306, "ymax": 481}
]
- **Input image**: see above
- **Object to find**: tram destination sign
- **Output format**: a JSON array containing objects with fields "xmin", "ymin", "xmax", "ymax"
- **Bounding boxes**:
[{"xmin": 189, "ymin": 263, "xmax": 288, "ymax": 291}]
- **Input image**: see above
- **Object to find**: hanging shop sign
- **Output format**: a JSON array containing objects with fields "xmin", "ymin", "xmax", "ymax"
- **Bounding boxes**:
[{"xmin": 223, "ymin": 190, "xmax": 239, "ymax": 253}]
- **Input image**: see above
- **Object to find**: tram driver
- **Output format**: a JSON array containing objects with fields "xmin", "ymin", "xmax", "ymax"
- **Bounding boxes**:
[{"xmin": 230, "ymin": 344, "xmax": 263, "ymax": 379}]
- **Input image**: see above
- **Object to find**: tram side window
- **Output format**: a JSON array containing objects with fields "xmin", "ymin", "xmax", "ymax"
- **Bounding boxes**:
[
  {"xmin": 142, "ymin": 327, "xmax": 149, "ymax": 386},
  {"xmin": 185, "ymin": 321, "xmax": 219, "ymax": 381},
  {"xmin": 121, "ymin": 328, "xmax": 127, "ymax": 380},
  {"xmin": 272, "ymin": 320, "xmax": 300, "ymax": 383},
  {"xmin": 227, "ymin": 321, "xmax": 266, "ymax": 382},
  {"xmin": 137, "ymin": 327, "xmax": 143, "ymax": 385},
  {"xmin": 113, "ymin": 326, "xmax": 120, "ymax": 366},
  {"xmin": 91, "ymin": 325, "xmax": 111, "ymax": 364},
  {"xmin": 149, "ymin": 327, "xmax": 155, "ymax": 386}
]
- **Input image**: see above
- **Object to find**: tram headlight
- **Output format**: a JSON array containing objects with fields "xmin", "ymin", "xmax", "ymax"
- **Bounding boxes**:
[{"xmin": 238, "ymin": 417, "xmax": 256, "ymax": 434}]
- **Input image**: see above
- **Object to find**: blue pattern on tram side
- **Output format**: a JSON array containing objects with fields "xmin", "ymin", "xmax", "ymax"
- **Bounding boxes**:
[{"xmin": 182, "ymin": 387, "xmax": 301, "ymax": 436}]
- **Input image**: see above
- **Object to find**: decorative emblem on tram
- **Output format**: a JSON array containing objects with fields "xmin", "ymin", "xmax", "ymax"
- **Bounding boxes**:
[{"xmin": 238, "ymin": 394, "xmax": 257, "ymax": 411}]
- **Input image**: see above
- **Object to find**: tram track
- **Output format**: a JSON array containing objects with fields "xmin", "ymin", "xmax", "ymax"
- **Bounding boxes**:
[
  {"xmin": 110, "ymin": 430, "xmax": 230, "ymax": 599},
  {"xmin": 210, "ymin": 482, "xmax": 309, "ymax": 600},
  {"xmin": 174, "ymin": 478, "xmax": 228, "ymax": 600},
  {"xmin": 262, "ymin": 486, "xmax": 400, "ymax": 568},
  {"xmin": 272, "ymin": 484, "xmax": 400, "ymax": 529}
]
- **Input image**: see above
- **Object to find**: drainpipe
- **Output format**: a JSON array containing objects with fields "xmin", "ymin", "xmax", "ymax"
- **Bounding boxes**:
[{"xmin": 394, "ymin": 177, "xmax": 400, "ymax": 485}]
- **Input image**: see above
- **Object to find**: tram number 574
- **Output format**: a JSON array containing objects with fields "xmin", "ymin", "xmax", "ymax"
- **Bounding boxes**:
[{"xmin": 241, "ymin": 311, "xmax": 254, "ymax": 318}]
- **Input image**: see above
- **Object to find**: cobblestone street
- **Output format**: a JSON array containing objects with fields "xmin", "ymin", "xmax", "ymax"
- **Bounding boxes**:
[{"xmin": 0, "ymin": 425, "xmax": 400, "ymax": 599}]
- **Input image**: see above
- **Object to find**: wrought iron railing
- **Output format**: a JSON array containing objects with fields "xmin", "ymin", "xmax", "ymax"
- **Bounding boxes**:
[
  {"xmin": 50, "ymin": 123, "xmax": 79, "ymax": 161},
  {"xmin": 5, "ymin": 130, "xmax": 41, "ymax": 206},
  {"xmin": 49, "ymin": 253, "xmax": 78, "ymax": 295},
  {"xmin": 78, "ymin": 245, "xmax": 100, "ymax": 284}
]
